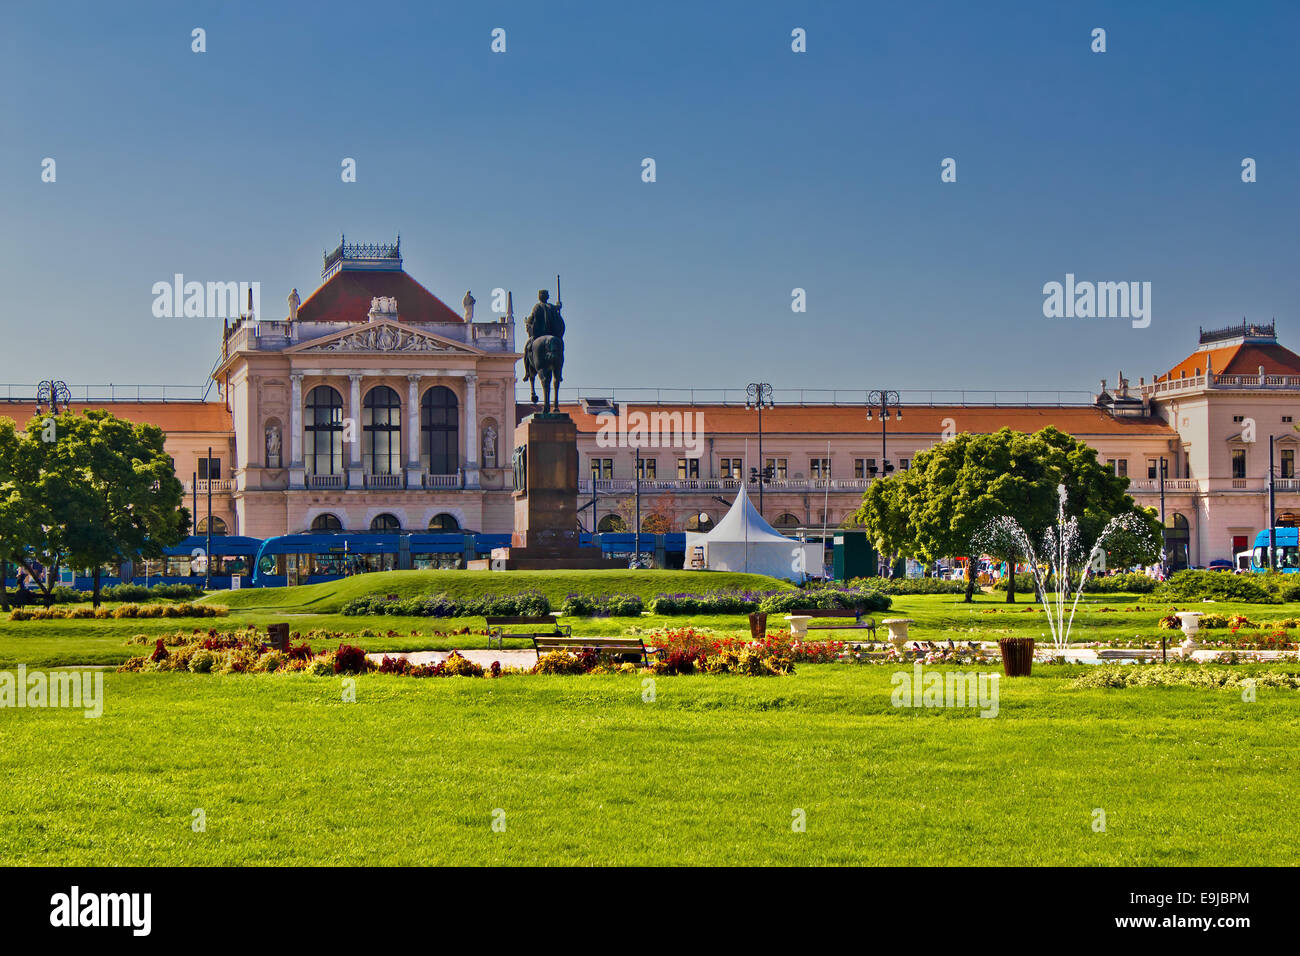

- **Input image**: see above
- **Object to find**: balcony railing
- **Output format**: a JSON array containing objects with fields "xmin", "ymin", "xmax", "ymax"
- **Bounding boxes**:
[
  {"xmin": 364, "ymin": 474, "xmax": 404, "ymax": 490},
  {"xmin": 423, "ymin": 473, "xmax": 463, "ymax": 489},
  {"xmin": 576, "ymin": 477, "xmax": 874, "ymax": 494},
  {"xmin": 185, "ymin": 479, "xmax": 234, "ymax": 493},
  {"xmin": 306, "ymin": 474, "xmax": 345, "ymax": 490}
]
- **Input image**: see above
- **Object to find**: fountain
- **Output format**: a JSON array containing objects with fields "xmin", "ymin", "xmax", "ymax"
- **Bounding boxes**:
[{"xmin": 977, "ymin": 485, "xmax": 1156, "ymax": 654}]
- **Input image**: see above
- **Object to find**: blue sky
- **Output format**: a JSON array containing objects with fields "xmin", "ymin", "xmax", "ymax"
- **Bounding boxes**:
[{"xmin": 4, "ymin": 1, "xmax": 1298, "ymax": 397}]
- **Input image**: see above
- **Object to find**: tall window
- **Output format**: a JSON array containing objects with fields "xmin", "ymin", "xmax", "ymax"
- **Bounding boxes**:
[
  {"xmin": 197, "ymin": 457, "xmax": 221, "ymax": 480},
  {"xmin": 421, "ymin": 386, "xmax": 459, "ymax": 474},
  {"xmin": 1106, "ymin": 458, "xmax": 1128, "ymax": 478},
  {"xmin": 766, "ymin": 457, "xmax": 788, "ymax": 479},
  {"xmin": 677, "ymin": 458, "xmax": 699, "ymax": 479},
  {"xmin": 810, "ymin": 457, "xmax": 831, "ymax": 479},
  {"xmin": 311, "ymin": 514, "xmax": 342, "ymax": 532},
  {"xmin": 363, "ymin": 386, "xmax": 402, "ymax": 475},
  {"xmin": 196, "ymin": 516, "xmax": 228, "ymax": 535},
  {"xmin": 1283, "ymin": 449, "xmax": 1295, "ymax": 479},
  {"xmin": 428, "ymin": 513, "xmax": 460, "ymax": 531},
  {"xmin": 370, "ymin": 513, "xmax": 401, "ymax": 532},
  {"xmin": 636, "ymin": 458, "xmax": 657, "ymax": 480},
  {"xmin": 597, "ymin": 514, "xmax": 626, "ymax": 532},
  {"xmin": 1232, "ymin": 449, "xmax": 1247, "ymax": 479},
  {"xmin": 719, "ymin": 458, "xmax": 743, "ymax": 479},
  {"xmin": 305, "ymin": 386, "xmax": 344, "ymax": 475},
  {"xmin": 590, "ymin": 458, "xmax": 613, "ymax": 479}
]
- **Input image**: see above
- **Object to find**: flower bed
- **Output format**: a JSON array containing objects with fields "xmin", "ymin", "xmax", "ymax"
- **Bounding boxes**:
[{"xmin": 341, "ymin": 590, "xmax": 550, "ymax": 617}]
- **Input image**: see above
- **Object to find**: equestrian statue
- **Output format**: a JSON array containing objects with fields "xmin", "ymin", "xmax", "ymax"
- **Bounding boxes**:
[{"xmin": 522, "ymin": 278, "xmax": 566, "ymax": 414}]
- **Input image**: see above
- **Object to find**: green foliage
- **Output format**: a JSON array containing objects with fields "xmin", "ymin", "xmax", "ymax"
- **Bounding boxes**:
[
  {"xmin": 852, "ymin": 577, "xmax": 967, "ymax": 595},
  {"xmin": 993, "ymin": 572, "xmax": 1157, "ymax": 593},
  {"xmin": 559, "ymin": 593, "xmax": 644, "ymax": 617},
  {"xmin": 342, "ymin": 590, "xmax": 551, "ymax": 617},
  {"xmin": 1155, "ymin": 570, "xmax": 1277, "ymax": 604}
]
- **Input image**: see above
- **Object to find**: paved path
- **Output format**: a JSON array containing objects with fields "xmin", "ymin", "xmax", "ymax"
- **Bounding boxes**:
[{"xmin": 364, "ymin": 648, "xmax": 538, "ymax": 668}]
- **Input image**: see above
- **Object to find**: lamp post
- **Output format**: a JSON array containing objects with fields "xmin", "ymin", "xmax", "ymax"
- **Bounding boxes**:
[
  {"xmin": 1158, "ymin": 456, "xmax": 1168, "ymax": 578},
  {"xmin": 864, "ymin": 390, "xmax": 903, "ymax": 473},
  {"xmin": 35, "ymin": 380, "xmax": 71, "ymax": 417},
  {"xmin": 746, "ymin": 382, "xmax": 775, "ymax": 518},
  {"xmin": 1269, "ymin": 436, "xmax": 1277, "ymax": 572}
]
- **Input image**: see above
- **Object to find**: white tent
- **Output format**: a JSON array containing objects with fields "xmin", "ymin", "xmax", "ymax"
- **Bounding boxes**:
[{"xmin": 684, "ymin": 484, "xmax": 822, "ymax": 582}]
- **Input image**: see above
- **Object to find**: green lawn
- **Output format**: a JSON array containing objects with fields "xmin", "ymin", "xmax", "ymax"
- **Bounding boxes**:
[
  {"xmin": 3, "ymin": 587, "xmax": 1299, "ymax": 667},
  {"xmin": 2, "ymin": 664, "xmax": 1297, "ymax": 865}
]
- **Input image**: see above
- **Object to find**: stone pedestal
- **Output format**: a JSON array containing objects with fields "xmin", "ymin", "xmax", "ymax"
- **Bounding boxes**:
[{"xmin": 473, "ymin": 413, "xmax": 621, "ymax": 571}]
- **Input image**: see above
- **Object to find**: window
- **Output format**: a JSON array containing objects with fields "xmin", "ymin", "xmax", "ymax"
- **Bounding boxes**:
[
  {"xmin": 1106, "ymin": 458, "xmax": 1128, "ymax": 478},
  {"xmin": 1147, "ymin": 458, "xmax": 1168, "ymax": 480},
  {"xmin": 370, "ymin": 513, "xmax": 401, "ymax": 532},
  {"xmin": 773, "ymin": 513, "xmax": 801, "ymax": 529},
  {"xmin": 1285, "ymin": 416, "xmax": 1294, "ymax": 424},
  {"xmin": 1232, "ymin": 449, "xmax": 1247, "ymax": 479},
  {"xmin": 719, "ymin": 458, "xmax": 743, "ymax": 480},
  {"xmin": 1232, "ymin": 415, "xmax": 1245, "ymax": 423},
  {"xmin": 899, "ymin": 458, "xmax": 910, "ymax": 470},
  {"xmin": 1283, "ymin": 449, "xmax": 1295, "ymax": 479},
  {"xmin": 597, "ymin": 514, "xmax": 626, "ymax": 532},
  {"xmin": 766, "ymin": 457, "xmax": 787, "ymax": 479},
  {"xmin": 636, "ymin": 458, "xmax": 656, "ymax": 480},
  {"xmin": 428, "ymin": 513, "xmax": 460, "ymax": 531},
  {"xmin": 677, "ymin": 458, "xmax": 699, "ymax": 479},
  {"xmin": 362, "ymin": 386, "xmax": 402, "ymax": 476},
  {"xmin": 856, "ymin": 458, "xmax": 877, "ymax": 478},
  {"xmin": 590, "ymin": 458, "xmax": 613, "ymax": 480},
  {"xmin": 305, "ymin": 386, "xmax": 344, "ymax": 475},
  {"xmin": 310, "ymin": 513, "xmax": 342, "ymax": 532},
  {"xmin": 810, "ymin": 457, "xmax": 831, "ymax": 479},
  {"xmin": 421, "ymin": 386, "xmax": 459, "ymax": 475},
  {"xmin": 197, "ymin": 457, "xmax": 222, "ymax": 480},
  {"xmin": 685, "ymin": 512, "xmax": 714, "ymax": 532},
  {"xmin": 196, "ymin": 516, "xmax": 228, "ymax": 535}
]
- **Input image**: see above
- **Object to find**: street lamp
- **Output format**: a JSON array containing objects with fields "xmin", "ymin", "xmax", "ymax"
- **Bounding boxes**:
[
  {"xmin": 746, "ymin": 382, "xmax": 775, "ymax": 518},
  {"xmin": 35, "ymin": 380, "xmax": 71, "ymax": 416},
  {"xmin": 864, "ymin": 389, "xmax": 902, "ymax": 475}
]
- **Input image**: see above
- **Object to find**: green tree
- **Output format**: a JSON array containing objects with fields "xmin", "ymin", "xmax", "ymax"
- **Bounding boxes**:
[
  {"xmin": 57, "ymin": 411, "xmax": 189, "ymax": 606},
  {"xmin": 853, "ymin": 427, "xmax": 1158, "ymax": 603}
]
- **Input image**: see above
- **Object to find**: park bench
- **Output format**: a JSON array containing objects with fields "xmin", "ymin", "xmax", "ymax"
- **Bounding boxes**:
[
  {"xmin": 485, "ymin": 615, "xmax": 571, "ymax": 650},
  {"xmin": 532, "ymin": 635, "xmax": 657, "ymax": 663},
  {"xmin": 789, "ymin": 608, "xmax": 877, "ymax": 639},
  {"xmin": 267, "ymin": 622, "xmax": 290, "ymax": 651}
]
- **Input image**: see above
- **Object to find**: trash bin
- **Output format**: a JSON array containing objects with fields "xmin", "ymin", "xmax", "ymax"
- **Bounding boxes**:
[
  {"xmin": 268, "ymin": 622, "xmax": 290, "ymax": 651},
  {"xmin": 748, "ymin": 612, "xmax": 768, "ymax": 639},
  {"xmin": 998, "ymin": 637, "xmax": 1034, "ymax": 677}
]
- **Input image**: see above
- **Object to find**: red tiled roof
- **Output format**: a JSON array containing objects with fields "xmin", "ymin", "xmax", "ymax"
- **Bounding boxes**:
[
  {"xmin": 520, "ymin": 403, "xmax": 1176, "ymax": 437},
  {"xmin": 294, "ymin": 270, "xmax": 463, "ymax": 324},
  {"xmin": 1160, "ymin": 342, "xmax": 1300, "ymax": 381},
  {"xmin": 0, "ymin": 402, "xmax": 234, "ymax": 434}
]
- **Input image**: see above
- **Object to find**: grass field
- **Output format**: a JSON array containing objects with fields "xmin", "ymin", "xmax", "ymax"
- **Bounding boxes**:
[{"xmin": 2, "ymin": 664, "xmax": 1297, "ymax": 865}]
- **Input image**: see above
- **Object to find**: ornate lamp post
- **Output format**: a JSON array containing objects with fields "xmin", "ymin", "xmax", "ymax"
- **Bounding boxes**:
[
  {"xmin": 864, "ymin": 389, "xmax": 903, "ymax": 475},
  {"xmin": 35, "ymin": 380, "xmax": 71, "ymax": 416},
  {"xmin": 746, "ymin": 382, "xmax": 775, "ymax": 518}
]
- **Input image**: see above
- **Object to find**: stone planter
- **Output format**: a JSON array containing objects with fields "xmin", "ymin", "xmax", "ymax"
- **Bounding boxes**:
[
  {"xmin": 1176, "ymin": 611, "xmax": 1203, "ymax": 656},
  {"xmin": 881, "ymin": 618, "xmax": 914, "ymax": 652},
  {"xmin": 784, "ymin": 614, "xmax": 811, "ymax": 638}
]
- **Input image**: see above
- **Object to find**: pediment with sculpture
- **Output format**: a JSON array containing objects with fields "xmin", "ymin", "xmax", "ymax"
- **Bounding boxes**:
[{"xmin": 290, "ymin": 320, "xmax": 480, "ymax": 355}]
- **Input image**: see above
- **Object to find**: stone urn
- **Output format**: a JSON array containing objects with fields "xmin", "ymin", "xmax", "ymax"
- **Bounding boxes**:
[
  {"xmin": 1175, "ymin": 611, "xmax": 1203, "ymax": 656},
  {"xmin": 784, "ymin": 614, "xmax": 811, "ymax": 639},
  {"xmin": 881, "ymin": 618, "xmax": 915, "ymax": 653}
]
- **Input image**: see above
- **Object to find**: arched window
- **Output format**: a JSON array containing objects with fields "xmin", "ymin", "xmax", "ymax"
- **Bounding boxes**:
[
  {"xmin": 196, "ymin": 516, "xmax": 228, "ymax": 536},
  {"xmin": 370, "ymin": 513, "xmax": 401, "ymax": 532},
  {"xmin": 310, "ymin": 513, "xmax": 342, "ymax": 532},
  {"xmin": 363, "ymin": 386, "xmax": 402, "ymax": 475},
  {"xmin": 641, "ymin": 514, "xmax": 672, "ymax": 533},
  {"xmin": 428, "ymin": 513, "xmax": 460, "ymax": 532},
  {"xmin": 685, "ymin": 512, "xmax": 714, "ymax": 532},
  {"xmin": 421, "ymin": 386, "xmax": 459, "ymax": 475},
  {"xmin": 773, "ymin": 513, "xmax": 801, "ymax": 529},
  {"xmin": 305, "ymin": 386, "xmax": 344, "ymax": 475},
  {"xmin": 598, "ymin": 514, "xmax": 626, "ymax": 533}
]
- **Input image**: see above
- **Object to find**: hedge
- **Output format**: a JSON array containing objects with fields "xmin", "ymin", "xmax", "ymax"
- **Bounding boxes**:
[{"xmin": 342, "ymin": 590, "xmax": 551, "ymax": 617}]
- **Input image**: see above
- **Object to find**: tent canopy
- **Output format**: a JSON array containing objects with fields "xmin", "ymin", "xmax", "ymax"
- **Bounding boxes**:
[{"xmin": 685, "ymin": 484, "xmax": 821, "ymax": 581}]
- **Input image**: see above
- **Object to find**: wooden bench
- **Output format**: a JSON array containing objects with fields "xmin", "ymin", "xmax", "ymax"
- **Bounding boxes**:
[
  {"xmin": 533, "ymin": 635, "xmax": 657, "ymax": 663},
  {"xmin": 789, "ymin": 608, "xmax": 877, "ymax": 639},
  {"xmin": 485, "ymin": 615, "xmax": 571, "ymax": 650}
]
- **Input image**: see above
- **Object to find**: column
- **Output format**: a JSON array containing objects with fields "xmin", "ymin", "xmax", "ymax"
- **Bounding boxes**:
[
  {"xmin": 406, "ymin": 374, "xmax": 422, "ymax": 489},
  {"xmin": 289, "ymin": 373, "xmax": 305, "ymax": 489},
  {"xmin": 464, "ymin": 372, "xmax": 480, "ymax": 489},
  {"xmin": 347, "ymin": 374, "xmax": 363, "ymax": 489}
]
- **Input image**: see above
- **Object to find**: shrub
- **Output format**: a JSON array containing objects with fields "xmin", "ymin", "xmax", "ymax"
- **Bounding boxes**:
[
  {"xmin": 101, "ymin": 582, "xmax": 205, "ymax": 602},
  {"xmin": 189, "ymin": 649, "xmax": 218, "ymax": 673},
  {"xmin": 253, "ymin": 650, "xmax": 288, "ymax": 673},
  {"xmin": 560, "ymin": 593, "xmax": 645, "ymax": 617},
  {"xmin": 757, "ymin": 587, "xmax": 890, "ymax": 614},
  {"xmin": 443, "ymin": 651, "xmax": 485, "ymax": 677},
  {"xmin": 853, "ymin": 577, "xmax": 967, "ymax": 595},
  {"xmin": 1156, "ymin": 570, "xmax": 1277, "ymax": 604},
  {"xmin": 333, "ymin": 644, "xmax": 370, "ymax": 674},
  {"xmin": 342, "ymin": 590, "xmax": 551, "ymax": 618},
  {"xmin": 307, "ymin": 654, "xmax": 337, "ymax": 676},
  {"xmin": 533, "ymin": 651, "xmax": 589, "ymax": 675}
]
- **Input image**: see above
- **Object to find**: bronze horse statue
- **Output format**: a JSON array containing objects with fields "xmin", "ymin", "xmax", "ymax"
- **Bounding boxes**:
[{"xmin": 523, "ymin": 289, "xmax": 565, "ymax": 414}]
